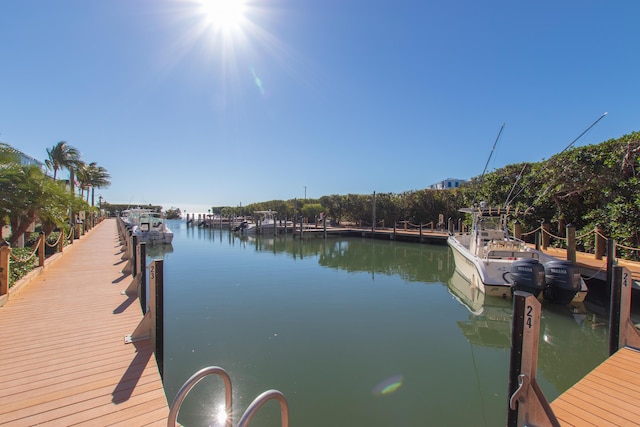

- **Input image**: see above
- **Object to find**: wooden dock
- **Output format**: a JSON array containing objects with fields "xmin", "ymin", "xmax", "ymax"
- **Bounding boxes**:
[
  {"xmin": 0, "ymin": 218, "xmax": 169, "ymax": 426},
  {"xmin": 531, "ymin": 244, "xmax": 640, "ymax": 288},
  {"xmin": 550, "ymin": 347, "xmax": 640, "ymax": 426},
  {"xmin": 293, "ymin": 225, "xmax": 450, "ymax": 244}
]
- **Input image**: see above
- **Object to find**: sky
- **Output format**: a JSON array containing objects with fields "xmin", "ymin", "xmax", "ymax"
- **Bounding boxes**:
[{"xmin": 1, "ymin": 0, "xmax": 639, "ymax": 214}]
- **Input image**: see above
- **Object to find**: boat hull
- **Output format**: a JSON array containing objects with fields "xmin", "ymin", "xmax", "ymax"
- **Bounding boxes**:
[
  {"xmin": 448, "ymin": 236, "xmax": 512, "ymax": 298},
  {"xmin": 448, "ymin": 235, "xmax": 587, "ymax": 303}
]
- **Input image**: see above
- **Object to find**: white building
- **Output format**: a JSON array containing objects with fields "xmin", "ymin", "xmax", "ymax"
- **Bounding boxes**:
[{"xmin": 429, "ymin": 178, "xmax": 467, "ymax": 190}]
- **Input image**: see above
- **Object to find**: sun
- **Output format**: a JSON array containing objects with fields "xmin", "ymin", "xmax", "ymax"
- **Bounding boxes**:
[{"xmin": 199, "ymin": 0, "xmax": 247, "ymax": 31}]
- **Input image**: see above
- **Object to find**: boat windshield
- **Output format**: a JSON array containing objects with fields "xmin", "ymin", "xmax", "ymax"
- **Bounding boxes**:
[{"xmin": 477, "ymin": 216, "xmax": 501, "ymax": 232}]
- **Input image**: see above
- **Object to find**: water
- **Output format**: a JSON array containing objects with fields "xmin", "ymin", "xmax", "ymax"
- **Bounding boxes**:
[{"xmin": 154, "ymin": 220, "xmax": 609, "ymax": 426}]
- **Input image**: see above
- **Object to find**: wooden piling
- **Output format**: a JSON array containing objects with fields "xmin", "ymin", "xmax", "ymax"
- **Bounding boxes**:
[
  {"xmin": 595, "ymin": 225, "xmax": 606, "ymax": 260},
  {"xmin": 541, "ymin": 223, "xmax": 550, "ymax": 249},
  {"xmin": 566, "ymin": 224, "xmax": 576, "ymax": 262},
  {"xmin": 0, "ymin": 246, "xmax": 9, "ymax": 297}
]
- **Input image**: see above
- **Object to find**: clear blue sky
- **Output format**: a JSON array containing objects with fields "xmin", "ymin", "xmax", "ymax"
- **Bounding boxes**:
[{"xmin": 1, "ymin": 0, "xmax": 638, "ymax": 213}]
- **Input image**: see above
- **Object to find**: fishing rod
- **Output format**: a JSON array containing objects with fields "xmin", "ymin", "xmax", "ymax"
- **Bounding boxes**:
[
  {"xmin": 474, "ymin": 123, "xmax": 505, "ymax": 202},
  {"xmin": 503, "ymin": 163, "xmax": 529, "ymax": 208},
  {"xmin": 504, "ymin": 111, "xmax": 608, "ymax": 208}
]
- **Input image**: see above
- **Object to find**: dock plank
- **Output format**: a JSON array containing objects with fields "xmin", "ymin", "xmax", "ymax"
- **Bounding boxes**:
[
  {"xmin": 0, "ymin": 218, "xmax": 168, "ymax": 426},
  {"xmin": 551, "ymin": 347, "xmax": 640, "ymax": 426}
]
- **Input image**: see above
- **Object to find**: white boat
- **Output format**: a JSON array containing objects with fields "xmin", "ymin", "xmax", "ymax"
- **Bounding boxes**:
[
  {"xmin": 122, "ymin": 209, "xmax": 174, "ymax": 245},
  {"xmin": 234, "ymin": 210, "xmax": 278, "ymax": 234},
  {"xmin": 447, "ymin": 203, "xmax": 587, "ymax": 304}
]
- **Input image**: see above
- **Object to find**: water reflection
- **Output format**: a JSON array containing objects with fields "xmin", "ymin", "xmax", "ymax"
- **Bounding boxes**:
[
  {"xmin": 145, "ymin": 243, "xmax": 174, "ymax": 260},
  {"xmin": 228, "ymin": 232, "xmax": 455, "ymax": 283},
  {"xmin": 448, "ymin": 268, "xmax": 608, "ymax": 394},
  {"xmin": 164, "ymin": 223, "xmax": 611, "ymax": 426}
]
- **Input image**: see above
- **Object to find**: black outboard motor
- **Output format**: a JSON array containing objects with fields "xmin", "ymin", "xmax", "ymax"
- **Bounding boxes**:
[
  {"xmin": 543, "ymin": 260, "xmax": 581, "ymax": 304},
  {"xmin": 505, "ymin": 258, "xmax": 546, "ymax": 297}
]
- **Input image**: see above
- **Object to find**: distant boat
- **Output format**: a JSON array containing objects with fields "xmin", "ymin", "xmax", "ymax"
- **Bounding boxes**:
[
  {"xmin": 234, "ymin": 210, "xmax": 278, "ymax": 234},
  {"xmin": 447, "ymin": 203, "xmax": 587, "ymax": 305},
  {"xmin": 121, "ymin": 208, "xmax": 174, "ymax": 245}
]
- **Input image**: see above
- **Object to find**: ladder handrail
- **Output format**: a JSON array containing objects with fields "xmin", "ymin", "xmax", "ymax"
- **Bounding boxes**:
[
  {"xmin": 237, "ymin": 389, "xmax": 289, "ymax": 427},
  {"xmin": 167, "ymin": 366, "xmax": 233, "ymax": 427}
]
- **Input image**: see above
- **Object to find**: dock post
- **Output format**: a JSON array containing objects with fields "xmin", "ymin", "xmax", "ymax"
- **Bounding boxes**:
[
  {"xmin": 608, "ymin": 266, "xmax": 640, "ymax": 354},
  {"xmin": 371, "ymin": 191, "xmax": 376, "ymax": 233},
  {"xmin": 138, "ymin": 242, "xmax": 147, "ymax": 313},
  {"xmin": 124, "ymin": 259, "xmax": 161, "ymax": 349},
  {"xmin": 513, "ymin": 221, "xmax": 522, "ymax": 240},
  {"xmin": 566, "ymin": 224, "xmax": 576, "ymax": 262},
  {"xmin": 38, "ymin": 232, "xmax": 45, "ymax": 268},
  {"xmin": 541, "ymin": 223, "xmax": 550, "ymax": 249},
  {"xmin": 153, "ymin": 259, "xmax": 164, "ymax": 377},
  {"xmin": 606, "ymin": 238, "xmax": 616, "ymax": 296},
  {"xmin": 507, "ymin": 291, "xmax": 560, "ymax": 427},
  {"xmin": 595, "ymin": 225, "xmax": 606, "ymax": 260},
  {"xmin": 323, "ymin": 216, "xmax": 327, "ymax": 238},
  {"xmin": 122, "ymin": 234, "xmax": 136, "ymax": 276},
  {"xmin": 0, "ymin": 245, "xmax": 10, "ymax": 297}
]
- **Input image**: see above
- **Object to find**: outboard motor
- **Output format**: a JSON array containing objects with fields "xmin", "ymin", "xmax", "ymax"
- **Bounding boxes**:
[
  {"xmin": 543, "ymin": 261, "xmax": 581, "ymax": 304},
  {"xmin": 505, "ymin": 258, "xmax": 546, "ymax": 297}
]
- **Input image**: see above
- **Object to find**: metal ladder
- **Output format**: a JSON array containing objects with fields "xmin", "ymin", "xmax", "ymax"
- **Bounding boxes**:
[{"xmin": 167, "ymin": 366, "xmax": 289, "ymax": 427}]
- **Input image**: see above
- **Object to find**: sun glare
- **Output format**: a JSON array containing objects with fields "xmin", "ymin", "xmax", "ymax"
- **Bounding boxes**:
[{"xmin": 200, "ymin": 0, "xmax": 247, "ymax": 31}]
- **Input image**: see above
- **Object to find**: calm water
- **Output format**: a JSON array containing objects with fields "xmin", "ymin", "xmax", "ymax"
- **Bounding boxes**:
[{"xmin": 154, "ymin": 220, "xmax": 609, "ymax": 426}]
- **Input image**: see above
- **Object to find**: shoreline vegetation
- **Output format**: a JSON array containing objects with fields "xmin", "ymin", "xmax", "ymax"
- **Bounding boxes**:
[
  {"xmin": 2, "ymin": 140, "xmax": 110, "ymax": 287},
  {"xmin": 106, "ymin": 130, "xmax": 639, "ymax": 261},
  {"xmin": 3, "ymin": 131, "xmax": 640, "ymax": 288}
]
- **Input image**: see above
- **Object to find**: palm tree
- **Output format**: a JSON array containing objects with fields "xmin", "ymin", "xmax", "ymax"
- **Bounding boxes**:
[
  {"xmin": 75, "ymin": 161, "xmax": 90, "ymax": 202},
  {"xmin": 45, "ymin": 141, "xmax": 82, "ymax": 193},
  {"xmin": 77, "ymin": 162, "xmax": 111, "ymax": 206},
  {"xmin": 88, "ymin": 163, "xmax": 111, "ymax": 207}
]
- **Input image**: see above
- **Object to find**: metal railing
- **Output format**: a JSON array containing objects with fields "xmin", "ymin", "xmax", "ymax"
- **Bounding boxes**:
[{"xmin": 167, "ymin": 366, "xmax": 289, "ymax": 427}]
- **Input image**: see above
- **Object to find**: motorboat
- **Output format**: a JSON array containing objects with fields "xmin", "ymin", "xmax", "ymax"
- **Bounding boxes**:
[
  {"xmin": 121, "ymin": 208, "xmax": 174, "ymax": 244},
  {"xmin": 234, "ymin": 210, "xmax": 277, "ymax": 234},
  {"xmin": 447, "ymin": 203, "xmax": 587, "ymax": 304},
  {"xmin": 134, "ymin": 212, "xmax": 174, "ymax": 244}
]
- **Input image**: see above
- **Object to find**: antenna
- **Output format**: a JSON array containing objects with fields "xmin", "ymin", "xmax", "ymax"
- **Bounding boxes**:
[
  {"xmin": 474, "ymin": 123, "xmax": 505, "ymax": 202},
  {"xmin": 506, "ymin": 112, "xmax": 608, "ymax": 207}
]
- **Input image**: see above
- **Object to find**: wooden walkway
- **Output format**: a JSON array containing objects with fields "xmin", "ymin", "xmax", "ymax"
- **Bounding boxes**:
[
  {"xmin": 0, "ymin": 218, "xmax": 169, "ymax": 426},
  {"xmin": 551, "ymin": 346, "xmax": 640, "ymax": 426}
]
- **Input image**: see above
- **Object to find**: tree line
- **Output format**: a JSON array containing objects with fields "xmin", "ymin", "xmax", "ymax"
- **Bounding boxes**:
[
  {"xmin": 211, "ymin": 130, "xmax": 640, "ymax": 259},
  {"xmin": 1, "ymin": 141, "xmax": 111, "ymax": 246}
]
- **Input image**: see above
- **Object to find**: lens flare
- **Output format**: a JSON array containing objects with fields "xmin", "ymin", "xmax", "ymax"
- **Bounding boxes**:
[
  {"xmin": 372, "ymin": 374, "xmax": 404, "ymax": 396},
  {"xmin": 210, "ymin": 403, "xmax": 230, "ymax": 426}
]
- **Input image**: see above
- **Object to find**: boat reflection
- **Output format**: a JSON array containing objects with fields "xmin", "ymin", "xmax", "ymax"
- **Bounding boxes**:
[
  {"xmin": 448, "ymin": 268, "xmax": 609, "ymax": 392},
  {"xmin": 145, "ymin": 243, "xmax": 174, "ymax": 260},
  {"xmin": 449, "ymin": 269, "xmax": 513, "ymax": 347}
]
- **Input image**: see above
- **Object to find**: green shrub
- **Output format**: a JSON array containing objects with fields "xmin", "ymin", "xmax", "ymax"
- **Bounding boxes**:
[{"xmin": 9, "ymin": 248, "xmax": 38, "ymax": 288}]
